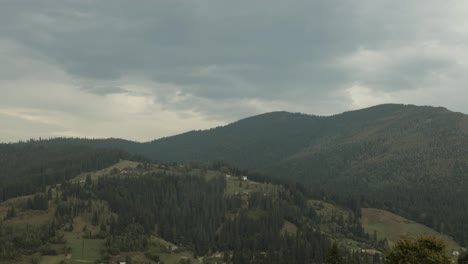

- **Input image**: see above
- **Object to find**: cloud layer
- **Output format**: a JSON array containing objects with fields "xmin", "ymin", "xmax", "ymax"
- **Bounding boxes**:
[{"xmin": 1, "ymin": 0, "xmax": 468, "ymax": 142}]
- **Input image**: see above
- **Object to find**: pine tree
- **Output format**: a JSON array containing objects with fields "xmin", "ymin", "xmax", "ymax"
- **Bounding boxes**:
[{"xmin": 326, "ymin": 242, "xmax": 343, "ymax": 264}]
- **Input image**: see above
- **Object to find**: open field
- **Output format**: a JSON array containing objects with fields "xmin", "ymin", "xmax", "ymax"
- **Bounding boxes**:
[
  {"xmin": 72, "ymin": 159, "xmax": 140, "ymax": 183},
  {"xmin": 64, "ymin": 232, "xmax": 104, "ymax": 263},
  {"xmin": 0, "ymin": 198, "xmax": 55, "ymax": 227},
  {"xmin": 362, "ymin": 208, "xmax": 460, "ymax": 251},
  {"xmin": 146, "ymin": 236, "xmax": 201, "ymax": 264},
  {"xmin": 39, "ymin": 255, "xmax": 67, "ymax": 264},
  {"xmin": 225, "ymin": 175, "xmax": 278, "ymax": 196},
  {"xmin": 0, "ymin": 195, "xmax": 34, "ymax": 219},
  {"xmin": 281, "ymin": 220, "xmax": 298, "ymax": 235},
  {"xmin": 2, "ymin": 207, "xmax": 55, "ymax": 227},
  {"xmin": 308, "ymin": 200, "xmax": 461, "ymax": 252}
]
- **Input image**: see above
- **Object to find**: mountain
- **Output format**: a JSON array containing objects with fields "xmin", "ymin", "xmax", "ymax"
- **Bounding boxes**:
[
  {"xmin": 41, "ymin": 104, "xmax": 468, "ymax": 245},
  {"xmin": 144, "ymin": 104, "xmax": 467, "ymax": 172},
  {"xmin": 2, "ymin": 104, "xmax": 467, "ymax": 262}
]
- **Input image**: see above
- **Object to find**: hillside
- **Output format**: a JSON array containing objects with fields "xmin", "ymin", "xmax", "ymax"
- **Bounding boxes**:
[
  {"xmin": 0, "ymin": 142, "xmax": 134, "ymax": 201},
  {"xmin": 151, "ymin": 104, "xmax": 468, "ymax": 246},
  {"xmin": 361, "ymin": 208, "xmax": 459, "ymax": 251},
  {"xmin": 2, "ymin": 160, "xmax": 459, "ymax": 264},
  {"xmin": 0, "ymin": 160, "xmax": 381, "ymax": 264},
  {"xmin": 41, "ymin": 104, "xmax": 468, "ymax": 246}
]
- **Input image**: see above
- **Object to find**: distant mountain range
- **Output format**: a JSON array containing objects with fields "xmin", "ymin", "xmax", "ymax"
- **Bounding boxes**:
[{"xmin": 43, "ymin": 104, "xmax": 468, "ymax": 244}]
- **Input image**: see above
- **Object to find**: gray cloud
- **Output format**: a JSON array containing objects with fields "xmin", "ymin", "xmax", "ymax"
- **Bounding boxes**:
[
  {"xmin": 1, "ymin": 0, "xmax": 468, "ymax": 141},
  {"xmin": 80, "ymin": 86, "xmax": 128, "ymax": 96}
]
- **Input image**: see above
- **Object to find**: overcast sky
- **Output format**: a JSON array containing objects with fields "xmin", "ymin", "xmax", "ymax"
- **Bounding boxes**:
[{"xmin": 1, "ymin": 1, "xmax": 468, "ymax": 142}]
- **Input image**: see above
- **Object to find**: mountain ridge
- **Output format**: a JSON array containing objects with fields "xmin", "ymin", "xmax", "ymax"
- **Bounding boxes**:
[{"xmin": 21, "ymin": 103, "xmax": 468, "ymax": 245}]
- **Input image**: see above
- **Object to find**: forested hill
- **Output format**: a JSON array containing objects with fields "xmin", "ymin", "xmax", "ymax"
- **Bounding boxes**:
[
  {"xmin": 0, "ymin": 159, "xmax": 386, "ymax": 263},
  {"xmin": 45, "ymin": 104, "xmax": 468, "ymax": 171},
  {"xmin": 142, "ymin": 104, "xmax": 468, "ymax": 245},
  {"xmin": 41, "ymin": 104, "xmax": 468, "ymax": 245},
  {"xmin": 0, "ymin": 142, "xmax": 135, "ymax": 201},
  {"xmin": 144, "ymin": 103, "xmax": 467, "ymax": 170}
]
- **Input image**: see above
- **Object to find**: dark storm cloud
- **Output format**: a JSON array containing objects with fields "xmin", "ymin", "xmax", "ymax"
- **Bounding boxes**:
[
  {"xmin": 1, "ymin": 0, "xmax": 468, "ymax": 141},
  {"xmin": 0, "ymin": 1, "xmax": 371, "ymax": 95}
]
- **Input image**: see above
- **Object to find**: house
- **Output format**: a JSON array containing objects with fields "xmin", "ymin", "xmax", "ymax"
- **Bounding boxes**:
[
  {"xmin": 241, "ymin": 176, "xmax": 248, "ymax": 181},
  {"xmin": 452, "ymin": 251, "xmax": 460, "ymax": 257},
  {"xmin": 225, "ymin": 174, "xmax": 231, "ymax": 179}
]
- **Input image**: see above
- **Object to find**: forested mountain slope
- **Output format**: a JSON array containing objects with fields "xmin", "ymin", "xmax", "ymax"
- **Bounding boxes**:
[
  {"xmin": 0, "ymin": 160, "xmax": 384, "ymax": 264},
  {"xmin": 144, "ymin": 104, "xmax": 468, "ymax": 245},
  {"xmin": 0, "ymin": 142, "xmax": 135, "ymax": 201},
  {"xmin": 39, "ymin": 104, "xmax": 468, "ymax": 245}
]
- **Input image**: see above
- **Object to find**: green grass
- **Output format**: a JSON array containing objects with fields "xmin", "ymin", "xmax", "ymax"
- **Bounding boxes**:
[
  {"xmin": 146, "ymin": 236, "xmax": 201, "ymax": 264},
  {"xmin": 159, "ymin": 252, "xmax": 200, "ymax": 264},
  {"xmin": 362, "ymin": 208, "xmax": 460, "ymax": 251},
  {"xmin": 225, "ymin": 176, "xmax": 278, "ymax": 196},
  {"xmin": 71, "ymin": 159, "xmax": 140, "ymax": 183},
  {"xmin": 0, "ymin": 191, "xmax": 57, "ymax": 228},
  {"xmin": 64, "ymin": 232, "xmax": 104, "ymax": 263},
  {"xmin": 39, "ymin": 255, "xmax": 67, "ymax": 264},
  {"xmin": 0, "ymin": 195, "xmax": 34, "ymax": 219},
  {"xmin": 308, "ymin": 200, "xmax": 350, "ymax": 219},
  {"xmin": 281, "ymin": 221, "xmax": 298, "ymax": 236}
]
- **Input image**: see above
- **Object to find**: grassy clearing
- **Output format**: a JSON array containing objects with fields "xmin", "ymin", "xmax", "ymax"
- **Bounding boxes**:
[
  {"xmin": 146, "ymin": 236, "xmax": 201, "ymax": 264},
  {"xmin": 308, "ymin": 200, "xmax": 350, "ymax": 219},
  {"xmin": 0, "ymin": 192, "xmax": 56, "ymax": 227},
  {"xmin": 0, "ymin": 195, "xmax": 34, "ymax": 219},
  {"xmin": 39, "ymin": 255, "xmax": 67, "ymax": 264},
  {"xmin": 225, "ymin": 176, "xmax": 278, "ymax": 196},
  {"xmin": 5, "ymin": 208, "xmax": 55, "ymax": 226},
  {"xmin": 64, "ymin": 232, "xmax": 104, "ymax": 263},
  {"xmin": 160, "ymin": 251, "xmax": 200, "ymax": 264},
  {"xmin": 281, "ymin": 221, "xmax": 298, "ymax": 236},
  {"xmin": 308, "ymin": 200, "xmax": 355, "ymax": 236},
  {"xmin": 72, "ymin": 159, "xmax": 140, "ymax": 183},
  {"xmin": 362, "ymin": 208, "xmax": 460, "ymax": 251}
]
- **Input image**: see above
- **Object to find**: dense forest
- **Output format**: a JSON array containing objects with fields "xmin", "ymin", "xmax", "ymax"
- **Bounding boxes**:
[
  {"xmin": 0, "ymin": 141, "xmax": 137, "ymax": 201},
  {"xmin": 40, "ymin": 104, "xmax": 468, "ymax": 246},
  {"xmin": 0, "ymin": 147, "xmax": 383, "ymax": 263}
]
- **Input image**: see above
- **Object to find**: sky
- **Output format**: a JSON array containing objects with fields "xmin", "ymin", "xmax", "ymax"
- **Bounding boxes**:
[{"xmin": 1, "ymin": 1, "xmax": 468, "ymax": 142}]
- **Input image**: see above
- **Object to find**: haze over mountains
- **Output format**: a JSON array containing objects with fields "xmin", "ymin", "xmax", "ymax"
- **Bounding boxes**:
[{"xmin": 43, "ymin": 104, "xmax": 468, "ymax": 244}]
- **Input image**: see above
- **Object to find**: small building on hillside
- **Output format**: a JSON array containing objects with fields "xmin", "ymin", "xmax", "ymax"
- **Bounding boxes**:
[
  {"xmin": 241, "ymin": 176, "xmax": 248, "ymax": 181},
  {"xmin": 452, "ymin": 251, "xmax": 460, "ymax": 257},
  {"xmin": 225, "ymin": 174, "xmax": 231, "ymax": 179}
]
